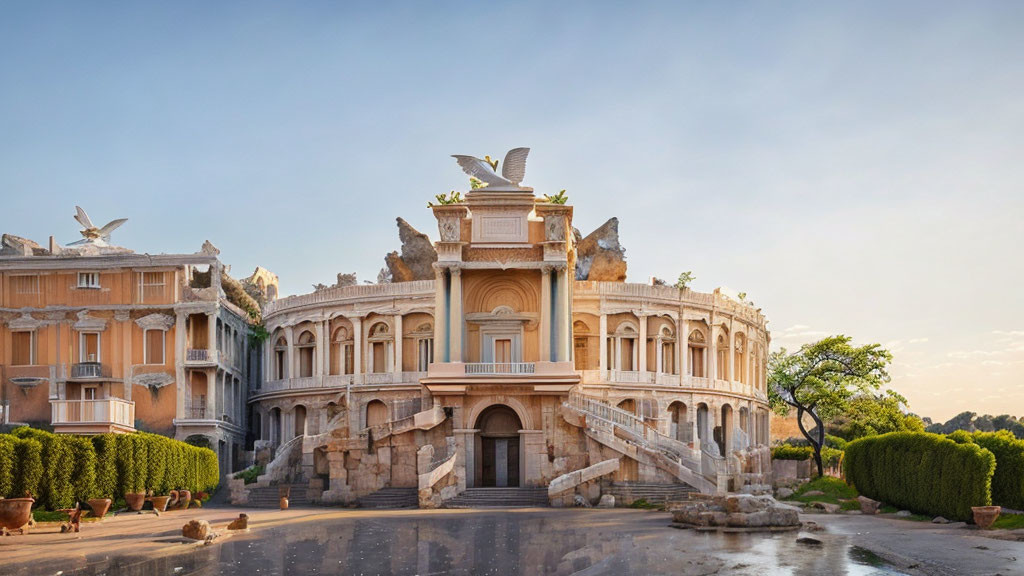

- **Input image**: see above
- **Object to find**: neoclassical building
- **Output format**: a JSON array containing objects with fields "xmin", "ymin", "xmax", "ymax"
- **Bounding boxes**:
[{"xmin": 246, "ymin": 150, "xmax": 772, "ymax": 506}]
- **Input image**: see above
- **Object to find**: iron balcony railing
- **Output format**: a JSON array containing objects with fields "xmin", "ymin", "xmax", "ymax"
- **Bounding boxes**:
[{"xmin": 71, "ymin": 362, "xmax": 107, "ymax": 379}]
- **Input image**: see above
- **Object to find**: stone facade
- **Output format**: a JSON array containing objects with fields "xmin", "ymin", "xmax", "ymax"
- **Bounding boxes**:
[{"xmin": 249, "ymin": 155, "xmax": 772, "ymax": 505}]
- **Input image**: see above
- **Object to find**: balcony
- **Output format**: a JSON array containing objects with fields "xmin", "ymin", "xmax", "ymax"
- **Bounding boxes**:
[
  {"xmin": 51, "ymin": 397, "xmax": 135, "ymax": 434},
  {"xmin": 257, "ymin": 372, "xmax": 428, "ymax": 395},
  {"xmin": 464, "ymin": 362, "xmax": 535, "ymax": 375},
  {"xmin": 70, "ymin": 362, "xmax": 110, "ymax": 380},
  {"xmin": 185, "ymin": 349, "xmax": 218, "ymax": 366}
]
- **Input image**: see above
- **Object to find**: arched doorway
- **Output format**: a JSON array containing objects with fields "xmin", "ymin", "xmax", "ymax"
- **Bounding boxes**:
[
  {"xmin": 718, "ymin": 404, "xmax": 734, "ymax": 456},
  {"xmin": 668, "ymin": 401, "xmax": 688, "ymax": 442},
  {"xmin": 269, "ymin": 407, "xmax": 282, "ymax": 444},
  {"xmin": 294, "ymin": 405, "xmax": 307, "ymax": 437},
  {"xmin": 365, "ymin": 400, "xmax": 388, "ymax": 428},
  {"xmin": 696, "ymin": 403, "xmax": 712, "ymax": 453},
  {"xmin": 475, "ymin": 405, "xmax": 523, "ymax": 488},
  {"xmin": 617, "ymin": 398, "xmax": 636, "ymax": 415}
]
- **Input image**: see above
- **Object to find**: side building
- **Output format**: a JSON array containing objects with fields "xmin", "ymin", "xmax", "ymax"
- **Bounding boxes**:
[{"xmin": 0, "ymin": 215, "xmax": 274, "ymax": 478}]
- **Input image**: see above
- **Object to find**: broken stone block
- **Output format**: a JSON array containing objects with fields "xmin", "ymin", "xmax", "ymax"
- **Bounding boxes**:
[
  {"xmin": 597, "ymin": 494, "xmax": 615, "ymax": 508},
  {"xmin": 575, "ymin": 218, "xmax": 626, "ymax": 281},
  {"xmin": 385, "ymin": 218, "xmax": 437, "ymax": 282},
  {"xmin": 227, "ymin": 514, "xmax": 248, "ymax": 531},
  {"xmin": 182, "ymin": 519, "xmax": 211, "ymax": 540}
]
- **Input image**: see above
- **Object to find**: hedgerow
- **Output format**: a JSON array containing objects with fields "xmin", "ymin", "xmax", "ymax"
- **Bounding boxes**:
[
  {"xmin": 771, "ymin": 443, "xmax": 844, "ymax": 467},
  {"xmin": 844, "ymin": 432, "xmax": 995, "ymax": 521},
  {"xmin": 0, "ymin": 428, "xmax": 219, "ymax": 509},
  {"xmin": 948, "ymin": 430, "xmax": 1024, "ymax": 510}
]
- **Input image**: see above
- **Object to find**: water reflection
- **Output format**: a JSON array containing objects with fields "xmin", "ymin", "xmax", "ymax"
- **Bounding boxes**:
[{"xmin": 55, "ymin": 510, "xmax": 908, "ymax": 576}]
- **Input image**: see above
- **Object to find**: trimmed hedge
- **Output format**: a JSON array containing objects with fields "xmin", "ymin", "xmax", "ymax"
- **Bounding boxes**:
[
  {"xmin": 0, "ymin": 427, "xmax": 219, "ymax": 509},
  {"xmin": 844, "ymin": 432, "xmax": 995, "ymax": 521},
  {"xmin": 771, "ymin": 444, "xmax": 844, "ymax": 467},
  {"xmin": 949, "ymin": 430, "xmax": 1024, "ymax": 510}
]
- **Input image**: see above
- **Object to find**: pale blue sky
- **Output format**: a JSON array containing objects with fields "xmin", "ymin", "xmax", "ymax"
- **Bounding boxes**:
[{"xmin": 2, "ymin": 2, "xmax": 1022, "ymax": 420}]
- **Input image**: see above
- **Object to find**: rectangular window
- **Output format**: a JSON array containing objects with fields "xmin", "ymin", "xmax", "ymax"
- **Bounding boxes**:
[
  {"xmin": 11, "ymin": 275, "xmax": 40, "ymax": 295},
  {"xmin": 574, "ymin": 337, "xmax": 588, "ymax": 370},
  {"xmin": 145, "ymin": 329, "xmax": 165, "ymax": 365},
  {"xmin": 344, "ymin": 344, "xmax": 354, "ymax": 375},
  {"xmin": 12, "ymin": 331, "xmax": 34, "ymax": 365},
  {"xmin": 83, "ymin": 385, "xmax": 99, "ymax": 400},
  {"xmin": 80, "ymin": 332, "xmax": 100, "ymax": 363},
  {"xmin": 138, "ymin": 271, "xmax": 166, "ymax": 302},
  {"xmin": 78, "ymin": 272, "xmax": 100, "ymax": 289},
  {"xmin": 494, "ymin": 339, "xmax": 512, "ymax": 364}
]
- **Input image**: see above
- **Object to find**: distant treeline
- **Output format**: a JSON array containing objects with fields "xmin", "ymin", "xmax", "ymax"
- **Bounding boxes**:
[{"xmin": 922, "ymin": 412, "xmax": 1024, "ymax": 439}]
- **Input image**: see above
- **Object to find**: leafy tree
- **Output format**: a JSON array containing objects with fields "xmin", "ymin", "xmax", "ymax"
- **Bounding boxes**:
[
  {"xmin": 829, "ymin": 390, "xmax": 924, "ymax": 441},
  {"xmin": 768, "ymin": 336, "xmax": 892, "ymax": 477}
]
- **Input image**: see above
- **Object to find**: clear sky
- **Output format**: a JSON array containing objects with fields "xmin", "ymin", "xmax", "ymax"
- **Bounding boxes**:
[{"xmin": 2, "ymin": 2, "xmax": 1022, "ymax": 421}]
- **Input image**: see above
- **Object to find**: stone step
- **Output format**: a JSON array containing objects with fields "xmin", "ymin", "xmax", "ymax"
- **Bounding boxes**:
[
  {"xmin": 444, "ymin": 487, "xmax": 549, "ymax": 509},
  {"xmin": 245, "ymin": 484, "xmax": 311, "ymax": 508},
  {"xmin": 603, "ymin": 482, "xmax": 697, "ymax": 506},
  {"xmin": 358, "ymin": 487, "xmax": 418, "ymax": 509}
]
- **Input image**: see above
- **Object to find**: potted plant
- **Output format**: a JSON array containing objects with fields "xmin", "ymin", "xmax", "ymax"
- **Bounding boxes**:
[
  {"xmin": 147, "ymin": 493, "xmax": 171, "ymax": 512},
  {"xmin": 972, "ymin": 506, "xmax": 1001, "ymax": 529},
  {"xmin": 125, "ymin": 492, "xmax": 146, "ymax": 512}
]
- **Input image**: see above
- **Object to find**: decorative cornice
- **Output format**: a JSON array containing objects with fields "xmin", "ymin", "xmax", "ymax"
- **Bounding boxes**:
[
  {"xmin": 133, "ymin": 372, "xmax": 174, "ymax": 389},
  {"xmin": 136, "ymin": 313, "xmax": 174, "ymax": 331},
  {"xmin": 7, "ymin": 312, "xmax": 43, "ymax": 331},
  {"xmin": 73, "ymin": 310, "xmax": 107, "ymax": 332}
]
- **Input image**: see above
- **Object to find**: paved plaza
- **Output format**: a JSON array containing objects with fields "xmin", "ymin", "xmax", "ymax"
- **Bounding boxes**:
[{"xmin": 2, "ymin": 506, "xmax": 1024, "ymax": 575}]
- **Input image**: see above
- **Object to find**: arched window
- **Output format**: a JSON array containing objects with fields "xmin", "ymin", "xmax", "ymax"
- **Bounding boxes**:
[
  {"xmin": 688, "ymin": 329, "xmax": 707, "ymax": 377},
  {"xmin": 331, "ymin": 325, "xmax": 353, "ymax": 376},
  {"xmin": 273, "ymin": 336, "xmax": 287, "ymax": 380},
  {"xmin": 297, "ymin": 330, "xmax": 315, "ymax": 378},
  {"xmin": 367, "ymin": 322, "xmax": 393, "ymax": 374},
  {"xmin": 364, "ymin": 399, "xmax": 388, "ymax": 428}
]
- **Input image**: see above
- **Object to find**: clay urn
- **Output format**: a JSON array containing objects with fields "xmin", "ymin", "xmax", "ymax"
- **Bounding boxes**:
[
  {"xmin": 280, "ymin": 496, "xmax": 289, "ymax": 510},
  {"xmin": 857, "ymin": 496, "xmax": 881, "ymax": 515},
  {"xmin": 125, "ymin": 492, "xmax": 146, "ymax": 512},
  {"xmin": 972, "ymin": 506, "xmax": 1001, "ymax": 529},
  {"xmin": 176, "ymin": 490, "xmax": 192, "ymax": 510},
  {"xmin": 87, "ymin": 498, "xmax": 112, "ymax": 519},
  {"xmin": 148, "ymin": 495, "xmax": 171, "ymax": 512},
  {"xmin": 167, "ymin": 490, "xmax": 179, "ymax": 509},
  {"xmin": 0, "ymin": 497, "xmax": 35, "ymax": 533}
]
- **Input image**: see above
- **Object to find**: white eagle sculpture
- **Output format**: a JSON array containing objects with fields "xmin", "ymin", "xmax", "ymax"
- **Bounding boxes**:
[
  {"xmin": 452, "ymin": 147, "xmax": 530, "ymax": 189},
  {"xmin": 69, "ymin": 206, "xmax": 128, "ymax": 246}
]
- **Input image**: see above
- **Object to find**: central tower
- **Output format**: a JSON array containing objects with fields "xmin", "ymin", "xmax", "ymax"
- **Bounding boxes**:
[{"xmin": 423, "ymin": 149, "xmax": 578, "ymax": 488}]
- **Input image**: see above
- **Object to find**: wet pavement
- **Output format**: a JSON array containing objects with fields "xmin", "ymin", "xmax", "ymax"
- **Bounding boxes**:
[{"xmin": 3, "ymin": 507, "xmax": 1023, "ymax": 576}]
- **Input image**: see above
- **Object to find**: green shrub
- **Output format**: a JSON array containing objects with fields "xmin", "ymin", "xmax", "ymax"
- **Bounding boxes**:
[
  {"xmin": 0, "ymin": 435, "xmax": 14, "ymax": 497},
  {"xmin": 844, "ymin": 432, "xmax": 995, "ymax": 521},
  {"xmin": 92, "ymin": 434, "xmax": 118, "ymax": 498},
  {"xmin": 960, "ymin": 431, "xmax": 1024, "ymax": 510},
  {"xmin": 771, "ymin": 443, "xmax": 844, "ymax": 467},
  {"xmin": 234, "ymin": 464, "xmax": 264, "ymax": 485},
  {"xmin": 12, "ymin": 437, "xmax": 43, "ymax": 499}
]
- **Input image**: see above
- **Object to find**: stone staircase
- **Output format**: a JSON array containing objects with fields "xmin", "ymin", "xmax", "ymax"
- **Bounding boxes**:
[
  {"xmin": 444, "ymin": 487, "xmax": 549, "ymax": 508},
  {"xmin": 602, "ymin": 482, "xmax": 697, "ymax": 507},
  {"xmin": 357, "ymin": 487, "xmax": 419, "ymax": 509},
  {"xmin": 246, "ymin": 484, "xmax": 310, "ymax": 508}
]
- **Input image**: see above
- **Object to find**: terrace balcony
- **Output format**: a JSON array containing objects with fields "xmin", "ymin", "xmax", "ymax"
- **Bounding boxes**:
[
  {"xmin": 51, "ymin": 397, "xmax": 135, "ymax": 434},
  {"xmin": 185, "ymin": 349, "xmax": 218, "ymax": 366},
  {"xmin": 69, "ymin": 362, "xmax": 112, "ymax": 380}
]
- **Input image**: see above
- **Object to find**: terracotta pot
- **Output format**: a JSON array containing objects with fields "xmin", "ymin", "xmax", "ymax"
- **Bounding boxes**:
[
  {"xmin": 972, "ymin": 506, "xmax": 1001, "ymax": 529},
  {"xmin": 87, "ymin": 498, "xmax": 112, "ymax": 519},
  {"xmin": 148, "ymin": 495, "xmax": 171, "ymax": 512},
  {"xmin": 280, "ymin": 496, "xmax": 289, "ymax": 510},
  {"xmin": 0, "ymin": 498, "xmax": 34, "ymax": 532},
  {"xmin": 857, "ymin": 496, "xmax": 881, "ymax": 515},
  {"xmin": 125, "ymin": 492, "xmax": 146, "ymax": 512},
  {"xmin": 167, "ymin": 490, "xmax": 179, "ymax": 509}
]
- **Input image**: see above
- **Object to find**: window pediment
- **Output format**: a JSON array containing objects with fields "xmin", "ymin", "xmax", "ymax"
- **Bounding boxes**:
[
  {"xmin": 7, "ymin": 312, "xmax": 42, "ymax": 331},
  {"xmin": 73, "ymin": 311, "xmax": 107, "ymax": 332},
  {"xmin": 135, "ymin": 313, "xmax": 174, "ymax": 331}
]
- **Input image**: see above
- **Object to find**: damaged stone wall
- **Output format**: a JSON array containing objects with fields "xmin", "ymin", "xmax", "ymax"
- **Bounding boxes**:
[{"xmin": 575, "ymin": 218, "xmax": 627, "ymax": 282}]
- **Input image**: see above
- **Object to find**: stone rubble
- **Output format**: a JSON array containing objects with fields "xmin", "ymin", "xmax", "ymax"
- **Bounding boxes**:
[{"xmin": 671, "ymin": 494, "xmax": 801, "ymax": 530}]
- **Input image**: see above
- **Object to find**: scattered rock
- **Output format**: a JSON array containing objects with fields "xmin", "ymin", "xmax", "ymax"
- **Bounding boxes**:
[
  {"xmin": 597, "ymin": 494, "xmax": 615, "ymax": 508},
  {"xmin": 895, "ymin": 510, "xmax": 912, "ymax": 517},
  {"xmin": 385, "ymin": 218, "xmax": 437, "ymax": 282},
  {"xmin": 227, "ymin": 514, "xmax": 249, "ymax": 530},
  {"xmin": 803, "ymin": 521, "xmax": 824, "ymax": 532},
  {"xmin": 932, "ymin": 516, "xmax": 950, "ymax": 524},
  {"xmin": 182, "ymin": 519, "xmax": 211, "ymax": 541},
  {"xmin": 857, "ymin": 496, "xmax": 881, "ymax": 515},
  {"xmin": 575, "ymin": 218, "xmax": 626, "ymax": 281},
  {"xmin": 573, "ymin": 494, "xmax": 590, "ymax": 508},
  {"xmin": 776, "ymin": 487, "xmax": 794, "ymax": 499},
  {"xmin": 810, "ymin": 502, "xmax": 841, "ymax": 514},
  {"xmin": 672, "ymin": 494, "xmax": 800, "ymax": 529},
  {"xmin": 796, "ymin": 536, "xmax": 823, "ymax": 546}
]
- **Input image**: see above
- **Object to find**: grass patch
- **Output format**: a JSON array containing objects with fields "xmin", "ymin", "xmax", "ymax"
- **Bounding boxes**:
[
  {"xmin": 840, "ymin": 500, "xmax": 862, "ymax": 511},
  {"xmin": 32, "ymin": 510, "xmax": 70, "ymax": 523},
  {"xmin": 783, "ymin": 476, "xmax": 859, "ymax": 505},
  {"xmin": 627, "ymin": 498, "xmax": 662, "ymax": 510},
  {"xmin": 993, "ymin": 514, "xmax": 1024, "ymax": 530}
]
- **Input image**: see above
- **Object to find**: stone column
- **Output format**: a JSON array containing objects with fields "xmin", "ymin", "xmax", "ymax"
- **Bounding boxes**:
[
  {"xmin": 449, "ymin": 268, "xmax": 463, "ymax": 363},
  {"xmin": 352, "ymin": 316, "xmax": 363, "ymax": 376},
  {"xmin": 679, "ymin": 316, "xmax": 689, "ymax": 378},
  {"xmin": 614, "ymin": 337, "xmax": 622, "ymax": 371},
  {"xmin": 206, "ymin": 369, "xmax": 217, "ymax": 418},
  {"xmin": 175, "ymin": 312, "xmax": 187, "ymax": 419},
  {"xmin": 655, "ymin": 335, "xmax": 663, "ymax": 376},
  {"xmin": 393, "ymin": 313, "xmax": 403, "ymax": 375},
  {"xmin": 207, "ymin": 312, "xmax": 217, "ymax": 359},
  {"xmin": 598, "ymin": 313, "xmax": 608, "ymax": 374},
  {"xmin": 540, "ymin": 267, "xmax": 551, "ymax": 362},
  {"xmin": 728, "ymin": 322, "xmax": 736, "ymax": 382},
  {"xmin": 433, "ymin": 268, "xmax": 448, "ymax": 364},
  {"xmin": 323, "ymin": 319, "xmax": 331, "ymax": 378},
  {"xmin": 314, "ymin": 320, "xmax": 325, "ymax": 378},
  {"xmin": 638, "ymin": 314, "xmax": 648, "ymax": 373},
  {"xmin": 554, "ymin": 268, "xmax": 569, "ymax": 362},
  {"xmin": 708, "ymin": 320, "xmax": 718, "ymax": 382},
  {"xmin": 284, "ymin": 326, "xmax": 295, "ymax": 379}
]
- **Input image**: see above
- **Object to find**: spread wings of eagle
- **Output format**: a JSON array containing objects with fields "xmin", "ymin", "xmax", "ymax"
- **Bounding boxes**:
[
  {"xmin": 73, "ymin": 205, "xmax": 128, "ymax": 241},
  {"xmin": 452, "ymin": 147, "xmax": 530, "ymax": 186}
]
